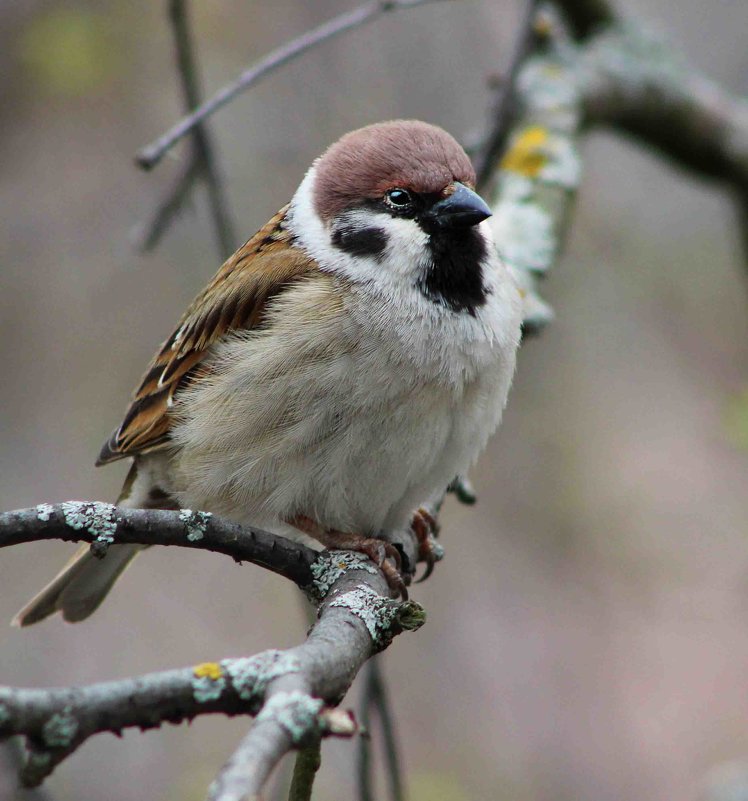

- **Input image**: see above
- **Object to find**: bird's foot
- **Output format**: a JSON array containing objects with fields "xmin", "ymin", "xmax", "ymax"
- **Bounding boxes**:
[
  {"xmin": 410, "ymin": 506, "xmax": 443, "ymax": 583},
  {"xmin": 289, "ymin": 515, "xmax": 408, "ymax": 599}
]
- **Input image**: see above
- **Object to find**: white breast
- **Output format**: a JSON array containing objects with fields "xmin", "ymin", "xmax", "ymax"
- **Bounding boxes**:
[{"xmin": 168, "ymin": 264, "xmax": 520, "ymax": 540}]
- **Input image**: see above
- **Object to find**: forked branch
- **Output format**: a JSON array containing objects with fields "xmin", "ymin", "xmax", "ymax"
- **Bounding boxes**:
[{"xmin": 0, "ymin": 504, "xmax": 426, "ymax": 797}]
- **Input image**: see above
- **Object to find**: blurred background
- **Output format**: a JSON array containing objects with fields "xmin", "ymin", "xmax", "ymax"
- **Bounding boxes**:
[{"xmin": 1, "ymin": 1, "xmax": 748, "ymax": 799}]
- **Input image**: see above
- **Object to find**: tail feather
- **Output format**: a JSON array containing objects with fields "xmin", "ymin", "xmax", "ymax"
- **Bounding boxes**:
[
  {"xmin": 12, "ymin": 458, "xmax": 176, "ymax": 626},
  {"xmin": 12, "ymin": 544, "xmax": 143, "ymax": 626}
]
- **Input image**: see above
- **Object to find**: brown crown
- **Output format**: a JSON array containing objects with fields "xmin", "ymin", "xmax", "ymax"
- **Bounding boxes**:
[{"xmin": 313, "ymin": 120, "xmax": 476, "ymax": 221}]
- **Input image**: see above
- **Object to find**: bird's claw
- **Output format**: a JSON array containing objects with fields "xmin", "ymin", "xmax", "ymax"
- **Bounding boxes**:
[{"xmin": 410, "ymin": 507, "xmax": 442, "ymax": 583}]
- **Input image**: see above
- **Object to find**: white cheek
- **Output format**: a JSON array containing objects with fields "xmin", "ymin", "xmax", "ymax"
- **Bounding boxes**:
[
  {"xmin": 380, "ymin": 216, "xmax": 430, "ymax": 280},
  {"xmin": 286, "ymin": 165, "xmax": 429, "ymax": 290}
]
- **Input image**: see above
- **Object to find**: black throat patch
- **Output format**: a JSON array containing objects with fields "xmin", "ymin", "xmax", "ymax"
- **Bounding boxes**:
[{"xmin": 418, "ymin": 226, "xmax": 488, "ymax": 315}]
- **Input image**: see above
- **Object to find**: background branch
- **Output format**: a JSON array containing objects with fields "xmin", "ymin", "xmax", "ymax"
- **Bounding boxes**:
[
  {"xmin": 135, "ymin": 0, "xmax": 447, "ymax": 171},
  {"xmin": 578, "ymin": 22, "xmax": 748, "ymax": 193},
  {"xmin": 136, "ymin": 0, "xmax": 236, "ymax": 256}
]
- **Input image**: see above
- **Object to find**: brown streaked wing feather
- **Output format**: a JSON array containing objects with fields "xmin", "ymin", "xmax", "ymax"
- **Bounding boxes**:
[{"xmin": 97, "ymin": 205, "xmax": 318, "ymax": 465}]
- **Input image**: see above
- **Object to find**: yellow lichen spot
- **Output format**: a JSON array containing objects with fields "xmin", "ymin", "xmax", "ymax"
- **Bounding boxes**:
[
  {"xmin": 501, "ymin": 126, "xmax": 549, "ymax": 177},
  {"xmin": 338, "ymin": 560, "xmax": 348, "ymax": 569},
  {"xmin": 193, "ymin": 662, "xmax": 223, "ymax": 681}
]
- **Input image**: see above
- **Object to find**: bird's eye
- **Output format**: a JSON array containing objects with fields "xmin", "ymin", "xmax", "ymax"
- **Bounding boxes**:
[{"xmin": 384, "ymin": 188, "xmax": 412, "ymax": 208}]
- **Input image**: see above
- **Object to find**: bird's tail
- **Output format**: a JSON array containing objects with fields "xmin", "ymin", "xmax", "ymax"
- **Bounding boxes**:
[{"xmin": 12, "ymin": 462, "xmax": 172, "ymax": 626}]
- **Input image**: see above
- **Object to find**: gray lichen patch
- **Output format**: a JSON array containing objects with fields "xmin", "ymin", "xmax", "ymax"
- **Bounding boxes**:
[
  {"xmin": 35, "ymin": 503, "xmax": 54, "ymax": 522},
  {"xmin": 223, "ymin": 650, "xmax": 302, "ymax": 701},
  {"xmin": 256, "ymin": 691, "xmax": 323, "ymax": 745},
  {"xmin": 179, "ymin": 509, "xmax": 212, "ymax": 541},
  {"xmin": 60, "ymin": 501, "xmax": 117, "ymax": 557},
  {"xmin": 329, "ymin": 584, "xmax": 399, "ymax": 646},
  {"xmin": 306, "ymin": 550, "xmax": 379, "ymax": 602},
  {"xmin": 42, "ymin": 707, "xmax": 78, "ymax": 748}
]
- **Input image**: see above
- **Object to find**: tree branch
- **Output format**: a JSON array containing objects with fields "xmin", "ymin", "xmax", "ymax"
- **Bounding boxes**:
[
  {"xmin": 578, "ymin": 22, "xmax": 748, "ymax": 193},
  {"xmin": 0, "ymin": 507, "xmax": 426, "ymax": 794},
  {"xmin": 1, "ymin": 503, "xmax": 315, "ymax": 587},
  {"xmin": 135, "ymin": 0, "xmax": 449, "ymax": 171}
]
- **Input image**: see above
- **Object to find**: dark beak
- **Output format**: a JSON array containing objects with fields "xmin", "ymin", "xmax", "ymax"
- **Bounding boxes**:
[{"xmin": 426, "ymin": 182, "xmax": 492, "ymax": 229}]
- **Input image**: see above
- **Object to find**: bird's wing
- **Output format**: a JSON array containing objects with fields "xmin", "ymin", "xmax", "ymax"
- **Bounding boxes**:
[{"xmin": 97, "ymin": 205, "xmax": 318, "ymax": 464}]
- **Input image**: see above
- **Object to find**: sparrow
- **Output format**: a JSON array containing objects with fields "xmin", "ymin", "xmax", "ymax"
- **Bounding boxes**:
[{"xmin": 14, "ymin": 120, "xmax": 522, "ymax": 626}]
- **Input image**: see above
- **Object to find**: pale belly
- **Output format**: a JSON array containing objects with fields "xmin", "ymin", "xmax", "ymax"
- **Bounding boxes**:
[{"xmin": 164, "ymin": 275, "xmax": 520, "ymax": 539}]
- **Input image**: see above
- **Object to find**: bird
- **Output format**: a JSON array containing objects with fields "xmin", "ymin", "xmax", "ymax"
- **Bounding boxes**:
[{"xmin": 13, "ymin": 119, "xmax": 522, "ymax": 626}]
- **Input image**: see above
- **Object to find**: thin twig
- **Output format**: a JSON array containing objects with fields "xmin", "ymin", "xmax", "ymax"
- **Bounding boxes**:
[
  {"xmin": 357, "ymin": 658, "xmax": 404, "ymax": 801},
  {"xmin": 370, "ymin": 661, "xmax": 404, "ymax": 801},
  {"xmin": 288, "ymin": 739, "xmax": 322, "ymax": 801},
  {"xmin": 473, "ymin": 0, "xmax": 542, "ymax": 190},
  {"xmin": 169, "ymin": 0, "xmax": 236, "ymax": 258},
  {"xmin": 357, "ymin": 664, "xmax": 374, "ymax": 801},
  {"xmin": 136, "ymin": 0, "xmax": 448, "ymax": 171},
  {"xmin": 134, "ymin": 158, "xmax": 200, "ymax": 251}
]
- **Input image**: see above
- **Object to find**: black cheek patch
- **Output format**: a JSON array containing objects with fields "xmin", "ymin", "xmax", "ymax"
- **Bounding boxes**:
[{"xmin": 331, "ymin": 225, "xmax": 388, "ymax": 259}]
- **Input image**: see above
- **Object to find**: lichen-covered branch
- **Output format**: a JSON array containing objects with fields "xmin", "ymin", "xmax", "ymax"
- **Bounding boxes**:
[
  {"xmin": 1, "ymin": 502, "xmax": 316, "ymax": 587},
  {"xmin": 483, "ymin": 1, "xmax": 748, "ymax": 333},
  {"xmin": 0, "ymin": 548, "xmax": 425, "ymax": 795},
  {"xmin": 484, "ymin": 8, "xmax": 583, "ymax": 336}
]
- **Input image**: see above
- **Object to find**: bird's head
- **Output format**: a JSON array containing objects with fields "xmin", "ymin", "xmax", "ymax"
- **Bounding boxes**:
[{"xmin": 290, "ymin": 120, "xmax": 494, "ymax": 314}]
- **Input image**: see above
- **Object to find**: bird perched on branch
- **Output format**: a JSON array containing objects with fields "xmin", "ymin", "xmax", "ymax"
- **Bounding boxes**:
[{"xmin": 14, "ymin": 120, "xmax": 522, "ymax": 625}]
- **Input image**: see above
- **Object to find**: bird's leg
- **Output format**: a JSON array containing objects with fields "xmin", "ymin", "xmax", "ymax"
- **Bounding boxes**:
[
  {"xmin": 410, "ymin": 506, "xmax": 442, "ymax": 583},
  {"xmin": 288, "ymin": 515, "xmax": 407, "ymax": 599}
]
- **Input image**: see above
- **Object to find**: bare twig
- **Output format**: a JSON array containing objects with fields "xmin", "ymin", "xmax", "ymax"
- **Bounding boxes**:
[
  {"xmin": 133, "ymin": 158, "xmax": 199, "ymax": 251},
  {"xmin": 136, "ymin": 0, "xmax": 448, "ymax": 171},
  {"xmin": 473, "ymin": 0, "xmax": 543, "ymax": 189},
  {"xmin": 288, "ymin": 740, "xmax": 322, "ymax": 801},
  {"xmin": 168, "ymin": 0, "xmax": 237, "ymax": 257},
  {"xmin": 357, "ymin": 667, "xmax": 374, "ymax": 801},
  {"xmin": 357, "ymin": 658, "xmax": 404, "ymax": 801}
]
